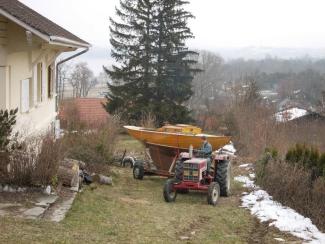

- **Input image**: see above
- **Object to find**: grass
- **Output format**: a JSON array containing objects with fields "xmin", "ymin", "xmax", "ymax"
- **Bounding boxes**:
[{"xmin": 0, "ymin": 135, "xmax": 301, "ymax": 243}]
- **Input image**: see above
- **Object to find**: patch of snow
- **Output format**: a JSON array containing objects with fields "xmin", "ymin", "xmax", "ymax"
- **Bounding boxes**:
[
  {"xmin": 275, "ymin": 107, "xmax": 308, "ymax": 122},
  {"xmin": 238, "ymin": 163, "xmax": 251, "ymax": 168},
  {"xmin": 274, "ymin": 237, "xmax": 285, "ymax": 242},
  {"xmin": 249, "ymin": 173, "xmax": 256, "ymax": 179},
  {"xmin": 234, "ymin": 175, "xmax": 256, "ymax": 188},
  {"xmin": 241, "ymin": 190, "xmax": 325, "ymax": 243}
]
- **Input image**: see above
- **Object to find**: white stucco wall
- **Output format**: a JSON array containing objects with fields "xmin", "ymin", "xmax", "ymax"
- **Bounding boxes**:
[{"xmin": 0, "ymin": 17, "xmax": 70, "ymax": 136}]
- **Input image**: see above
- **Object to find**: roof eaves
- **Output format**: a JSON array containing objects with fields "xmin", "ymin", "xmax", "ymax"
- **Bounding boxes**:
[
  {"xmin": 50, "ymin": 36, "xmax": 91, "ymax": 48},
  {"xmin": 0, "ymin": 8, "xmax": 90, "ymax": 49},
  {"xmin": 0, "ymin": 8, "xmax": 50, "ymax": 42}
]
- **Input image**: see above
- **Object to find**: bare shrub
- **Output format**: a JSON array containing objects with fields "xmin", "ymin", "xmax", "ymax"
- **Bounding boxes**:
[
  {"xmin": 62, "ymin": 117, "xmax": 119, "ymax": 172},
  {"xmin": 0, "ymin": 134, "xmax": 64, "ymax": 186},
  {"xmin": 257, "ymin": 153, "xmax": 325, "ymax": 231},
  {"xmin": 59, "ymin": 99, "xmax": 85, "ymax": 131},
  {"xmin": 32, "ymin": 135, "xmax": 64, "ymax": 186},
  {"xmin": 140, "ymin": 112, "xmax": 156, "ymax": 128}
]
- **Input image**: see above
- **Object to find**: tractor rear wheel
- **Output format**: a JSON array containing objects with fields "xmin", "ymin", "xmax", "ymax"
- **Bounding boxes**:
[
  {"xmin": 174, "ymin": 160, "xmax": 183, "ymax": 181},
  {"xmin": 133, "ymin": 164, "xmax": 144, "ymax": 180},
  {"xmin": 216, "ymin": 160, "xmax": 231, "ymax": 197},
  {"xmin": 207, "ymin": 182, "xmax": 220, "ymax": 206},
  {"xmin": 163, "ymin": 179, "xmax": 178, "ymax": 202}
]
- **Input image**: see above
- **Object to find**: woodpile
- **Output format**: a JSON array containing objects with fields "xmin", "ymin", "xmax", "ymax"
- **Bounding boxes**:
[
  {"xmin": 57, "ymin": 159, "xmax": 80, "ymax": 188},
  {"xmin": 57, "ymin": 158, "xmax": 112, "ymax": 188}
]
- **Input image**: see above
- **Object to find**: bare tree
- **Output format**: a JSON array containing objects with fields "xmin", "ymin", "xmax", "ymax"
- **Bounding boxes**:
[
  {"xmin": 190, "ymin": 50, "xmax": 224, "ymax": 109},
  {"xmin": 69, "ymin": 62, "xmax": 97, "ymax": 98},
  {"xmin": 57, "ymin": 63, "xmax": 71, "ymax": 102}
]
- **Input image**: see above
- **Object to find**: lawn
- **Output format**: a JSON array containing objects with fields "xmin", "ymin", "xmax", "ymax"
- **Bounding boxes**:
[{"xmin": 0, "ymin": 136, "xmax": 300, "ymax": 243}]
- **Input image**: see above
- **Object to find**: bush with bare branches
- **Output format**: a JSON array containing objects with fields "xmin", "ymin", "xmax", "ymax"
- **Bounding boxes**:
[
  {"xmin": 61, "ymin": 117, "xmax": 120, "ymax": 174},
  {"xmin": 257, "ymin": 149, "xmax": 325, "ymax": 231}
]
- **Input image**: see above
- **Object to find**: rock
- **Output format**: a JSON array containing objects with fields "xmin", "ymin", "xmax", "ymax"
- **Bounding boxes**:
[
  {"xmin": 50, "ymin": 192, "xmax": 77, "ymax": 222},
  {"xmin": 179, "ymin": 236, "xmax": 190, "ymax": 241},
  {"xmin": 23, "ymin": 207, "xmax": 46, "ymax": 219},
  {"xmin": 36, "ymin": 195, "xmax": 58, "ymax": 207},
  {"xmin": 17, "ymin": 187, "xmax": 26, "ymax": 193},
  {"xmin": 190, "ymin": 231, "xmax": 196, "ymax": 235},
  {"xmin": 8, "ymin": 186, "xmax": 16, "ymax": 193},
  {"xmin": 93, "ymin": 174, "xmax": 113, "ymax": 185},
  {"xmin": 3, "ymin": 185, "xmax": 9, "ymax": 192},
  {"xmin": 44, "ymin": 185, "xmax": 51, "ymax": 195}
]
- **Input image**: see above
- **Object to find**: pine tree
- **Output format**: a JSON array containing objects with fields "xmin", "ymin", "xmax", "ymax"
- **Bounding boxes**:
[
  {"xmin": 152, "ymin": 0, "xmax": 199, "ymax": 124},
  {"xmin": 105, "ymin": 0, "xmax": 198, "ymax": 125},
  {"xmin": 105, "ymin": 0, "xmax": 156, "ymax": 122}
]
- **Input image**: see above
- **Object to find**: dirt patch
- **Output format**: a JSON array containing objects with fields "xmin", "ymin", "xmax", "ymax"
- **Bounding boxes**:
[
  {"xmin": 119, "ymin": 197, "xmax": 150, "ymax": 205},
  {"xmin": 247, "ymin": 218, "xmax": 302, "ymax": 244},
  {"xmin": 176, "ymin": 216, "xmax": 211, "ymax": 241}
]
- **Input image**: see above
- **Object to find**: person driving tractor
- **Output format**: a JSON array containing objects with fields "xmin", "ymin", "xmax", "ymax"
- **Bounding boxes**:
[{"xmin": 196, "ymin": 135, "xmax": 213, "ymax": 174}]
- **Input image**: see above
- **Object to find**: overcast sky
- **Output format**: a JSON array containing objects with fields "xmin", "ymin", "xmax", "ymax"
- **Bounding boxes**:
[{"xmin": 21, "ymin": 0, "xmax": 325, "ymax": 74}]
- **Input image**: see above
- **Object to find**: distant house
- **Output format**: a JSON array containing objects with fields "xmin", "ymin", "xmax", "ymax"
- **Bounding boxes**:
[
  {"xmin": 59, "ymin": 98, "xmax": 108, "ymax": 129},
  {"xmin": 0, "ymin": 0, "xmax": 90, "ymax": 136},
  {"xmin": 275, "ymin": 107, "xmax": 325, "ymax": 126},
  {"xmin": 275, "ymin": 107, "xmax": 308, "ymax": 122}
]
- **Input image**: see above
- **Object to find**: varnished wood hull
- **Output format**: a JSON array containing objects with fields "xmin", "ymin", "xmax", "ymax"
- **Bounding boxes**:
[{"xmin": 124, "ymin": 126, "xmax": 231, "ymax": 150}]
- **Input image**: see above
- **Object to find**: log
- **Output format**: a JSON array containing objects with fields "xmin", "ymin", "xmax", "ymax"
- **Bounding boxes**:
[
  {"xmin": 62, "ymin": 158, "xmax": 86, "ymax": 170},
  {"xmin": 92, "ymin": 174, "xmax": 112, "ymax": 185},
  {"xmin": 57, "ymin": 166, "xmax": 79, "ymax": 187}
]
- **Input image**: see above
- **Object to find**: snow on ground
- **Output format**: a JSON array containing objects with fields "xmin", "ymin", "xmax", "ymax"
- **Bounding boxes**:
[
  {"xmin": 242, "ymin": 190, "xmax": 325, "ymax": 243},
  {"xmin": 238, "ymin": 163, "xmax": 253, "ymax": 168},
  {"xmin": 234, "ymin": 175, "xmax": 256, "ymax": 188},
  {"xmin": 234, "ymin": 172, "xmax": 325, "ymax": 243},
  {"xmin": 275, "ymin": 107, "xmax": 308, "ymax": 122}
]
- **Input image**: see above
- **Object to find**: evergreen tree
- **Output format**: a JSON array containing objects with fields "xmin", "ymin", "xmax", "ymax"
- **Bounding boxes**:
[
  {"xmin": 105, "ymin": 0, "xmax": 198, "ymax": 125},
  {"xmin": 152, "ymin": 0, "xmax": 199, "ymax": 124},
  {"xmin": 106, "ymin": 0, "xmax": 156, "ymax": 122}
]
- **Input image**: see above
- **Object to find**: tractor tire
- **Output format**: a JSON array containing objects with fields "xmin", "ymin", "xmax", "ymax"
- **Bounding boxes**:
[
  {"xmin": 133, "ymin": 164, "xmax": 144, "ymax": 180},
  {"xmin": 216, "ymin": 160, "xmax": 231, "ymax": 197},
  {"xmin": 174, "ymin": 160, "xmax": 184, "ymax": 181},
  {"xmin": 163, "ymin": 178, "xmax": 178, "ymax": 202},
  {"xmin": 207, "ymin": 182, "xmax": 220, "ymax": 206}
]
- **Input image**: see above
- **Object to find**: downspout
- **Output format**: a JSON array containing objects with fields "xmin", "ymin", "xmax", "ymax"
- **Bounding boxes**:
[{"xmin": 55, "ymin": 48, "xmax": 89, "ymax": 112}]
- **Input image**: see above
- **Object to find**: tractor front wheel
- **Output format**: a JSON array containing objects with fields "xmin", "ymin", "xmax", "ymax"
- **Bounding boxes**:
[
  {"xmin": 216, "ymin": 160, "xmax": 231, "ymax": 197},
  {"xmin": 207, "ymin": 182, "xmax": 220, "ymax": 206},
  {"xmin": 163, "ymin": 179, "xmax": 178, "ymax": 202}
]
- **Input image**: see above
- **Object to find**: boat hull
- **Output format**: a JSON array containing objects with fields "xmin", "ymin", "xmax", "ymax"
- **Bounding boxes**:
[{"xmin": 124, "ymin": 126, "xmax": 231, "ymax": 150}]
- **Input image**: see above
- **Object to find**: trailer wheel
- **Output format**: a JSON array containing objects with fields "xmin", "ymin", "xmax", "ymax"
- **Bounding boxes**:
[
  {"xmin": 163, "ymin": 179, "xmax": 178, "ymax": 202},
  {"xmin": 122, "ymin": 158, "xmax": 134, "ymax": 168},
  {"xmin": 216, "ymin": 160, "xmax": 231, "ymax": 197},
  {"xmin": 133, "ymin": 164, "xmax": 144, "ymax": 180},
  {"xmin": 207, "ymin": 182, "xmax": 220, "ymax": 206}
]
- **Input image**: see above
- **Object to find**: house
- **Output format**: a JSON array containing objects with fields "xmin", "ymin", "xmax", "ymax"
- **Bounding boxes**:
[
  {"xmin": 0, "ymin": 0, "xmax": 90, "ymax": 136},
  {"xmin": 59, "ymin": 98, "xmax": 108, "ymax": 129}
]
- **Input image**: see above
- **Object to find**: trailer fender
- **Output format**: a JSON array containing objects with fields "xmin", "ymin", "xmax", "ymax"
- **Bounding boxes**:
[{"xmin": 122, "ymin": 156, "xmax": 136, "ymax": 168}]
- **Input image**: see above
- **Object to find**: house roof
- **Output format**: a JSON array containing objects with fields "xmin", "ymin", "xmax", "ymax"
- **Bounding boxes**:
[
  {"xmin": 0, "ymin": 0, "xmax": 90, "ymax": 48},
  {"xmin": 60, "ymin": 98, "xmax": 109, "ymax": 128}
]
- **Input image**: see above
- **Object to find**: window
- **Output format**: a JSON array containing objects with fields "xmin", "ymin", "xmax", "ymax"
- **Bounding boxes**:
[{"xmin": 37, "ymin": 62, "xmax": 42, "ymax": 102}]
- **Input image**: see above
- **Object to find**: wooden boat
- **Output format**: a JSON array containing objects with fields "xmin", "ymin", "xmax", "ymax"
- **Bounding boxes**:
[{"xmin": 124, "ymin": 125, "xmax": 231, "ymax": 150}]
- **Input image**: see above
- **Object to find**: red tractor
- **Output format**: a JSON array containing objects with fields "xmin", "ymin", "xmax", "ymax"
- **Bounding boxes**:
[{"xmin": 163, "ymin": 152, "xmax": 232, "ymax": 205}]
